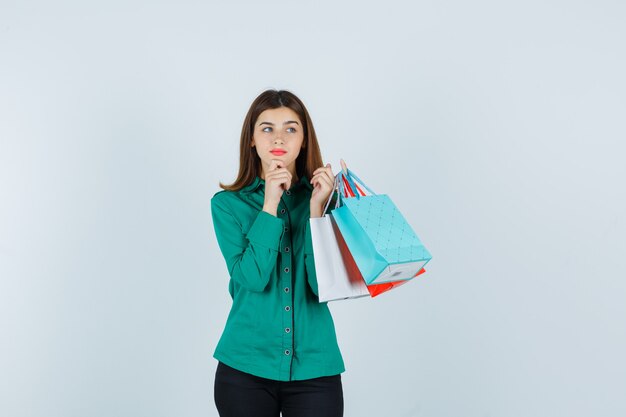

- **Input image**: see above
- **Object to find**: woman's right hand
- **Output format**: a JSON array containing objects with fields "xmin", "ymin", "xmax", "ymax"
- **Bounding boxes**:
[{"xmin": 262, "ymin": 159, "xmax": 292, "ymax": 215}]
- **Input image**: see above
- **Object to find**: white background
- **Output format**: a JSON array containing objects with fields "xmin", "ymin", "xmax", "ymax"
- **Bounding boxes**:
[{"xmin": 1, "ymin": 1, "xmax": 625, "ymax": 416}]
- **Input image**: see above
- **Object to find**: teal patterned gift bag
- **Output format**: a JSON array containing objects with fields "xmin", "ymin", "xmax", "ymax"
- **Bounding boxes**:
[{"xmin": 331, "ymin": 169, "xmax": 432, "ymax": 285}]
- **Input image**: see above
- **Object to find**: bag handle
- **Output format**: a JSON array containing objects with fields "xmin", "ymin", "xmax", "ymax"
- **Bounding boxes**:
[
  {"xmin": 320, "ymin": 165, "xmax": 376, "ymax": 214},
  {"xmin": 322, "ymin": 170, "xmax": 352, "ymax": 214},
  {"xmin": 341, "ymin": 168, "xmax": 376, "ymax": 200},
  {"xmin": 322, "ymin": 173, "xmax": 342, "ymax": 215}
]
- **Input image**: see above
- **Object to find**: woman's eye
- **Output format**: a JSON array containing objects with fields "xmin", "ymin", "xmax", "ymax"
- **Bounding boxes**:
[
  {"xmin": 262, "ymin": 127, "xmax": 272, "ymax": 132},
  {"xmin": 287, "ymin": 127, "xmax": 297, "ymax": 133}
]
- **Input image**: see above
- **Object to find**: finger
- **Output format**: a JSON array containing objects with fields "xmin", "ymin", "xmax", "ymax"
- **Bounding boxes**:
[
  {"xmin": 265, "ymin": 171, "xmax": 293, "ymax": 184},
  {"xmin": 269, "ymin": 160, "xmax": 280, "ymax": 172},
  {"xmin": 313, "ymin": 163, "xmax": 332, "ymax": 174},
  {"xmin": 311, "ymin": 171, "xmax": 325, "ymax": 182},
  {"xmin": 321, "ymin": 166, "xmax": 334, "ymax": 180},
  {"xmin": 267, "ymin": 172, "xmax": 292, "ymax": 182},
  {"xmin": 318, "ymin": 174, "xmax": 334, "ymax": 189},
  {"xmin": 312, "ymin": 169, "xmax": 333, "ymax": 184},
  {"xmin": 325, "ymin": 165, "xmax": 334, "ymax": 179},
  {"xmin": 311, "ymin": 172, "xmax": 333, "ymax": 190},
  {"xmin": 340, "ymin": 159, "xmax": 348, "ymax": 173},
  {"xmin": 312, "ymin": 169, "xmax": 334, "ymax": 185},
  {"xmin": 266, "ymin": 168, "xmax": 291, "ymax": 179}
]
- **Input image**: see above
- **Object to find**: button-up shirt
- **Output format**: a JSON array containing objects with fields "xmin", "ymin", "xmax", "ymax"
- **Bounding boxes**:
[{"xmin": 210, "ymin": 174, "xmax": 345, "ymax": 381}]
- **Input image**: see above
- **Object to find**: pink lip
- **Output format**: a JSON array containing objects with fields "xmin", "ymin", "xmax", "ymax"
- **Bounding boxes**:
[{"xmin": 270, "ymin": 150, "xmax": 287, "ymax": 155}]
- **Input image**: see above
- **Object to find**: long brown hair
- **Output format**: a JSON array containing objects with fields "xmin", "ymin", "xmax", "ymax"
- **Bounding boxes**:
[{"xmin": 219, "ymin": 89, "xmax": 324, "ymax": 191}]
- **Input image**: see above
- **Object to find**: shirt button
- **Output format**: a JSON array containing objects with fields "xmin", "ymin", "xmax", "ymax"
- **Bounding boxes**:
[
  {"xmin": 281, "ymin": 209, "xmax": 286, "ymax": 214},
  {"xmin": 285, "ymin": 328, "xmax": 291, "ymax": 333},
  {"xmin": 284, "ymin": 287, "xmax": 290, "ymax": 293},
  {"xmin": 284, "ymin": 247, "xmax": 290, "ymax": 252},
  {"xmin": 285, "ymin": 349, "xmax": 291, "ymax": 355},
  {"xmin": 286, "ymin": 190, "xmax": 291, "ymax": 195},
  {"xmin": 284, "ymin": 227, "xmax": 289, "ymax": 232},
  {"xmin": 285, "ymin": 306, "xmax": 290, "ymax": 311},
  {"xmin": 284, "ymin": 267, "xmax": 290, "ymax": 273}
]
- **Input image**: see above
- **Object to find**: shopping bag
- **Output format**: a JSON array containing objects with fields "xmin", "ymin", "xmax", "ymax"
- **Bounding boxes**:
[
  {"xmin": 309, "ymin": 176, "xmax": 371, "ymax": 302},
  {"xmin": 332, "ymin": 168, "xmax": 432, "ymax": 285},
  {"xmin": 333, "ymin": 204, "xmax": 427, "ymax": 297},
  {"xmin": 366, "ymin": 267, "xmax": 426, "ymax": 297},
  {"xmin": 333, "ymin": 169, "xmax": 428, "ymax": 296}
]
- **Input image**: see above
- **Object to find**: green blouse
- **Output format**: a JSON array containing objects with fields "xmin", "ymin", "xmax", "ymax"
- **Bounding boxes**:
[{"xmin": 210, "ymin": 174, "xmax": 345, "ymax": 381}]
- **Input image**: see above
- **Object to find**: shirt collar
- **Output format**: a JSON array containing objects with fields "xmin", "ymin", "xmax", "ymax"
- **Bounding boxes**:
[{"xmin": 241, "ymin": 173, "xmax": 313, "ymax": 194}]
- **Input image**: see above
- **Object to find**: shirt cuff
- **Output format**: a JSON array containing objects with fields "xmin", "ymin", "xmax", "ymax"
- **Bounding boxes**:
[{"xmin": 246, "ymin": 210, "xmax": 284, "ymax": 251}]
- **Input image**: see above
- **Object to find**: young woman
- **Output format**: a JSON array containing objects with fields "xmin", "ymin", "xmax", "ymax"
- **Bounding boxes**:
[{"xmin": 211, "ymin": 89, "xmax": 345, "ymax": 417}]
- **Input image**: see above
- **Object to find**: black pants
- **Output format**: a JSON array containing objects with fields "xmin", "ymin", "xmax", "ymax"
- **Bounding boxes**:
[{"xmin": 214, "ymin": 361, "xmax": 344, "ymax": 417}]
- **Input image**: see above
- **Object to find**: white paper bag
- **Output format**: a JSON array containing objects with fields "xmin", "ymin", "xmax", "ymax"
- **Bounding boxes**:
[{"xmin": 309, "ymin": 214, "xmax": 370, "ymax": 302}]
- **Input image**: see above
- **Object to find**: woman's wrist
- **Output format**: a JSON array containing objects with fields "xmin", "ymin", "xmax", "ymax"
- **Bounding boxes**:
[
  {"xmin": 263, "ymin": 203, "xmax": 278, "ymax": 217},
  {"xmin": 310, "ymin": 203, "xmax": 323, "ymax": 218}
]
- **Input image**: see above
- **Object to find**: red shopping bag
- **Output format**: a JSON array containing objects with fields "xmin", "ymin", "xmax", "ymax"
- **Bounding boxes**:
[{"xmin": 366, "ymin": 267, "xmax": 426, "ymax": 297}]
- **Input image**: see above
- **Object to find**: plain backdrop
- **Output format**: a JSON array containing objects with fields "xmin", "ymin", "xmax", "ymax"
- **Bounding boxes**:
[{"xmin": 1, "ymin": 1, "xmax": 625, "ymax": 416}]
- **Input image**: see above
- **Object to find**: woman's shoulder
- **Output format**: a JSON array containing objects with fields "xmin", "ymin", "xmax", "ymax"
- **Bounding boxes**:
[{"xmin": 211, "ymin": 189, "xmax": 240, "ymax": 206}]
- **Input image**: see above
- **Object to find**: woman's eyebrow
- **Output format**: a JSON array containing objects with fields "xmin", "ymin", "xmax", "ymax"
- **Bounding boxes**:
[{"xmin": 258, "ymin": 121, "xmax": 300, "ymax": 126}]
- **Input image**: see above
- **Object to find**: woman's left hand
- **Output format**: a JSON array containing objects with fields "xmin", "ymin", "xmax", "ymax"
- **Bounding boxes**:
[{"xmin": 310, "ymin": 163, "xmax": 335, "ymax": 214}]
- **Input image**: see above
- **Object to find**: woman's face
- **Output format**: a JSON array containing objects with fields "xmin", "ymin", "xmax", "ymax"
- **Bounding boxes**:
[{"xmin": 251, "ymin": 106, "xmax": 305, "ymax": 179}]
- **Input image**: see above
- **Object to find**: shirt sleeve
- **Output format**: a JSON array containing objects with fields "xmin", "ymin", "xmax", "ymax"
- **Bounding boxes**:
[
  {"xmin": 211, "ymin": 194, "xmax": 284, "ymax": 292},
  {"xmin": 304, "ymin": 220, "xmax": 319, "ymax": 297}
]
